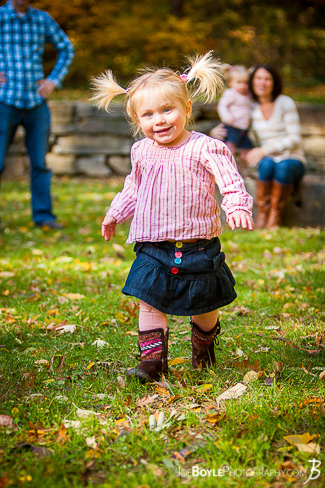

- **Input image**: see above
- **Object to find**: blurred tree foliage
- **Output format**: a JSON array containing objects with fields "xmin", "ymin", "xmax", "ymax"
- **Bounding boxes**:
[{"xmin": 8, "ymin": 0, "xmax": 325, "ymax": 84}]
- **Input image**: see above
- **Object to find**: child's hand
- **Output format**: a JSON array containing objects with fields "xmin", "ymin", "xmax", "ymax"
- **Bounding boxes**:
[
  {"xmin": 101, "ymin": 214, "xmax": 117, "ymax": 241},
  {"xmin": 228, "ymin": 210, "xmax": 254, "ymax": 231}
]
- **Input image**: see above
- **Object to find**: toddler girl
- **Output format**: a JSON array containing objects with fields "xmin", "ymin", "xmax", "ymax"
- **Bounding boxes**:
[
  {"xmin": 92, "ymin": 52, "xmax": 254, "ymax": 383},
  {"xmin": 217, "ymin": 65, "xmax": 253, "ymax": 175}
]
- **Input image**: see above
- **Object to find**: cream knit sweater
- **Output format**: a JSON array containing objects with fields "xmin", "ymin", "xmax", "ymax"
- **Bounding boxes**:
[{"xmin": 251, "ymin": 95, "xmax": 306, "ymax": 163}]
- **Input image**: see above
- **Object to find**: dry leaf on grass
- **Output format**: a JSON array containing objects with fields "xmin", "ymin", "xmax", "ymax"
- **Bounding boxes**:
[
  {"xmin": 136, "ymin": 394, "xmax": 159, "ymax": 407},
  {"xmin": 117, "ymin": 376, "xmax": 126, "ymax": 389},
  {"xmin": 0, "ymin": 415, "xmax": 15, "ymax": 428},
  {"xmin": 216, "ymin": 383, "xmax": 247, "ymax": 403},
  {"xmin": 47, "ymin": 322, "xmax": 76, "ymax": 334},
  {"xmin": 91, "ymin": 339, "xmax": 109, "ymax": 348},
  {"xmin": 243, "ymin": 370, "xmax": 260, "ymax": 385},
  {"xmin": 63, "ymin": 420, "xmax": 81, "ymax": 430},
  {"xmin": 86, "ymin": 436, "xmax": 98, "ymax": 449},
  {"xmin": 72, "ymin": 403, "xmax": 101, "ymax": 418},
  {"xmin": 169, "ymin": 357, "xmax": 187, "ymax": 366},
  {"xmin": 63, "ymin": 293, "xmax": 85, "ymax": 300},
  {"xmin": 284, "ymin": 433, "xmax": 320, "ymax": 454}
]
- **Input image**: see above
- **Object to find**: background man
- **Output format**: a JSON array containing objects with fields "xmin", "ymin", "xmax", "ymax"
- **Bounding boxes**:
[{"xmin": 0, "ymin": 0, "xmax": 74, "ymax": 228}]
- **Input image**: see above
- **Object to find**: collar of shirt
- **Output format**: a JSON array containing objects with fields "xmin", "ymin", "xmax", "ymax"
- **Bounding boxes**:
[{"xmin": 6, "ymin": 0, "xmax": 32, "ymax": 19}]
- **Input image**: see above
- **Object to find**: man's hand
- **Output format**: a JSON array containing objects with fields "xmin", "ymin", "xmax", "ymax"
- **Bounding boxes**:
[
  {"xmin": 228, "ymin": 210, "xmax": 254, "ymax": 231},
  {"xmin": 245, "ymin": 147, "xmax": 265, "ymax": 167},
  {"xmin": 101, "ymin": 214, "xmax": 117, "ymax": 241},
  {"xmin": 37, "ymin": 79, "xmax": 56, "ymax": 99},
  {"xmin": 0, "ymin": 72, "xmax": 7, "ymax": 85}
]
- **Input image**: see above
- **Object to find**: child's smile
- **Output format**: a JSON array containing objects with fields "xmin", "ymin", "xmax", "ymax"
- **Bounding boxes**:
[{"xmin": 136, "ymin": 92, "xmax": 192, "ymax": 147}]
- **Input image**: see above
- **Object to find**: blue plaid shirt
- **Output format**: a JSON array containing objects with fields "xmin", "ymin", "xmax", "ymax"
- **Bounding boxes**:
[{"xmin": 0, "ymin": 1, "xmax": 74, "ymax": 109}]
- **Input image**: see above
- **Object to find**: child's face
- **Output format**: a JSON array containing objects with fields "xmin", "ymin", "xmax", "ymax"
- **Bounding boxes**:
[
  {"xmin": 229, "ymin": 76, "xmax": 249, "ymax": 96},
  {"xmin": 136, "ymin": 91, "xmax": 192, "ymax": 147}
]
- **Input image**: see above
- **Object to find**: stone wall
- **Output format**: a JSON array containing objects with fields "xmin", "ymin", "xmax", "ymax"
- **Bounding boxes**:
[
  {"xmin": 2, "ymin": 101, "xmax": 325, "ymax": 227},
  {"xmin": 3, "ymin": 101, "xmax": 325, "ymax": 179}
]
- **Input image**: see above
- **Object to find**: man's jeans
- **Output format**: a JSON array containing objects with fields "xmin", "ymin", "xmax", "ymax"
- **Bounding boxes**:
[
  {"xmin": 258, "ymin": 157, "xmax": 305, "ymax": 185},
  {"xmin": 0, "ymin": 101, "xmax": 55, "ymax": 224}
]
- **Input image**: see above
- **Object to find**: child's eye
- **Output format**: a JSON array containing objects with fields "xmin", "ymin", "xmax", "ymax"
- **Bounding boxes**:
[
  {"xmin": 143, "ymin": 112, "xmax": 153, "ymax": 117},
  {"xmin": 163, "ymin": 107, "xmax": 171, "ymax": 113}
]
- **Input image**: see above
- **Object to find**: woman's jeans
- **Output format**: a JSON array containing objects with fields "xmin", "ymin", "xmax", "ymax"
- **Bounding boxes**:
[
  {"xmin": 0, "ymin": 101, "xmax": 55, "ymax": 224},
  {"xmin": 258, "ymin": 157, "xmax": 305, "ymax": 185}
]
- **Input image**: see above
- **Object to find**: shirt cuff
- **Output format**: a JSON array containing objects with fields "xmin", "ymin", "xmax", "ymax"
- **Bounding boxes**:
[
  {"xmin": 226, "ymin": 207, "xmax": 253, "ymax": 221},
  {"xmin": 107, "ymin": 208, "xmax": 125, "ymax": 224}
]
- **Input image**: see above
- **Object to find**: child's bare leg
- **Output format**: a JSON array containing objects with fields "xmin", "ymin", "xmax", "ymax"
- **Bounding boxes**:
[
  {"xmin": 139, "ymin": 300, "xmax": 168, "ymax": 331},
  {"xmin": 191, "ymin": 309, "xmax": 219, "ymax": 331}
]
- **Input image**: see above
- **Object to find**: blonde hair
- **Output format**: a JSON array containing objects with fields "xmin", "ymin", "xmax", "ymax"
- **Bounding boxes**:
[
  {"xmin": 221, "ymin": 64, "xmax": 249, "ymax": 84},
  {"xmin": 91, "ymin": 52, "xmax": 224, "ymax": 135}
]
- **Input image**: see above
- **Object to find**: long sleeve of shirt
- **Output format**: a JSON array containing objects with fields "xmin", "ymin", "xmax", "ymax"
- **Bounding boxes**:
[
  {"xmin": 44, "ymin": 13, "xmax": 74, "ymax": 88},
  {"xmin": 0, "ymin": 1, "xmax": 74, "ymax": 109},
  {"xmin": 107, "ymin": 132, "xmax": 253, "ymax": 244},
  {"xmin": 108, "ymin": 144, "xmax": 142, "ymax": 223},
  {"xmin": 202, "ymin": 138, "xmax": 253, "ymax": 217}
]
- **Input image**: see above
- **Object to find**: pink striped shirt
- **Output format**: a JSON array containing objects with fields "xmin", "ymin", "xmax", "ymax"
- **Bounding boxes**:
[{"xmin": 108, "ymin": 131, "xmax": 253, "ymax": 244}]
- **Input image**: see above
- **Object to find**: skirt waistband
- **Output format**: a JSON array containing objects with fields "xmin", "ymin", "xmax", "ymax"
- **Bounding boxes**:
[{"xmin": 151, "ymin": 237, "xmax": 219, "ymax": 252}]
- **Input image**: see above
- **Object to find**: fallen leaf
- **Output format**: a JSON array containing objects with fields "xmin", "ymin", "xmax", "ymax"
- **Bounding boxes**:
[
  {"xmin": 319, "ymin": 370, "xmax": 325, "ymax": 381},
  {"xmin": 117, "ymin": 376, "xmax": 126, "ymax": 389},
  {"xmin": 73, "ymin": 403, "xmax": 100, "ymax": 418},
  {"xmin": 63, "ymin": 293, "xmax": 85, "ymax": 300},
  {"xmin": 136, "ymin": 394, "xmax": 159, "ymax": 407},
  {"xmin": 197, "ymin": 384, "xmax": 213, "ymax": 393},
  {"xmin": 86, "ymin": 436, "xmax": 98, "ymax": 449},
  {"xmin": 205, "ymin": 412, "xmax": 225, "ymax": 423},
  {"xmin": 233, "ymin": 358, "xmax": 261, "ymax": 371},
  {"xmin": 55, "ymin": 324, "xmax": 76, "ymax": 334},
  {"xmin": 284, "ymin": 433, "xmax": 319, "ymax": 445},
  {"xmin": 243, "ymin": 370, "xmax": 259, "ymax": 385},
  {"xmin": 63, "ymin": 420, "xmax": 81, "ymax": 430},
  {"xmin": 0, "ymin": 272, "xmax": 15, "ymax": 278},
  {"xmin": 0, "ymin": 415, "xmax": 14, "ymax": 427},
  {"xmin": 169, "ymin": 357, "xmax": 187, "ymax": 366},
  {"xmin": 216, "ymin": 383, "xmax": 247, "ymax": 402},
  {"xmin": 296, "ymin": 443, "xmax": 320, "ymax": 454}
]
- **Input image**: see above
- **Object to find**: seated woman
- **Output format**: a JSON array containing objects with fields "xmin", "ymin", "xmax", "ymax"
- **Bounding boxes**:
[{"xmin": 245, "ymin": 65, "xmax": 306, "ymax": 228}]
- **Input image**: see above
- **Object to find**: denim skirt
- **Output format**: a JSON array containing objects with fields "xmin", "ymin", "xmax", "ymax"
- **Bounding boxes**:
[
  {"xmin": 224, "ymin": 124, "xmax": 253, "ymax": 149},
  {"xmin": 122, "ymin": 237, "xmax": 237, "ymax": 316}
]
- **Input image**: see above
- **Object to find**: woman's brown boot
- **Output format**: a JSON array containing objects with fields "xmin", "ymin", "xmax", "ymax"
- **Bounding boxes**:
[
  {"xmin": 126, "ymin": 327, "xmax": 169, "ymax": 383},
  {"xmin": 267, "ymin": 181, "xmax": 293, "ymax": 228},
  {"xmin": 191, "ymin": 320, "xmax": 221, "ymax": 369},
  {"xmin": 255, "ymin": 180, "xmax": 272, "ymax": 229}
]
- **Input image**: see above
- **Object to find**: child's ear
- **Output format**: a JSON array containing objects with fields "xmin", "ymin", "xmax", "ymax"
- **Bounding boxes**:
[{"xmin": 186, "ymin": 99, "xmax": 192, "ymax": 119}]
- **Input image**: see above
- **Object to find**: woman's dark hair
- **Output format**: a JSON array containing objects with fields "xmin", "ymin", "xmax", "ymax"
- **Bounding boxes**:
[{"xmin": 248, "ymin": 65, "xmax": 282, "ymax": 102}]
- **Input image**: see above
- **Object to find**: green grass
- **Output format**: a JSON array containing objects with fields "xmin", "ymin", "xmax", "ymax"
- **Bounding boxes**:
[{"xmin": 0, "ymin": 178, "xmax": 324, "ymax": 488}]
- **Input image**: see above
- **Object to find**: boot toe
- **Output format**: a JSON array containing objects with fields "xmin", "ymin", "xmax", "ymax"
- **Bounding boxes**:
[{"xmin": 126, "ymin": 367, "xmax": 156, "ymax": 383}]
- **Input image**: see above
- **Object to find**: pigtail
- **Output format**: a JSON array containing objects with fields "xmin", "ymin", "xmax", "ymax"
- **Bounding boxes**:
[
  {"xmin": 185, "ymin": 51, "xmax": 224, "ymax": 103},
  {"xmin": 90, "ymin": 70, "xmax": 127, "ymax": 112}
]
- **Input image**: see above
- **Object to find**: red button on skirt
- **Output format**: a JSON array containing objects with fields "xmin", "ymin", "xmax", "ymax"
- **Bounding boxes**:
[{"xmin": 171, "ymin": 267, "xmax": 179, "ymax": 274}]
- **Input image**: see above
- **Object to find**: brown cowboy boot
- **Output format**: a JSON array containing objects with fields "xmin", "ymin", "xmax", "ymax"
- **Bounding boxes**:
[
  {"xmin": 255, "ymin": 180, "xmax": 272, "ymax": 229},
  {"xmin": 267, "ymin": 181, "xmax": 293, "ymax": 228},
  {"xmin": 191, "ymin": 319, "xmax": 221, "ymax": 369},
  {"xmin": 126, "ymin": 327, "xmax": 169, "ymax": 383}
]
